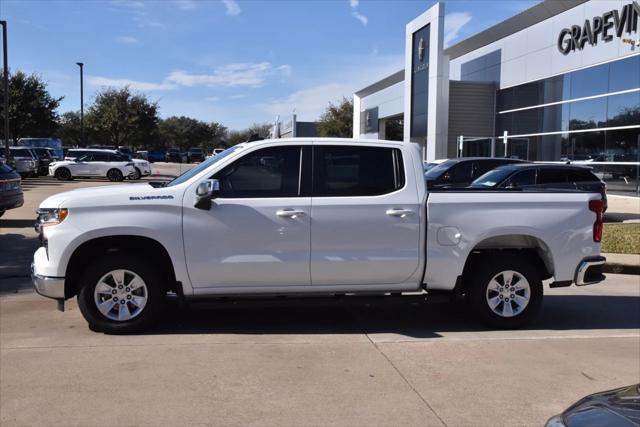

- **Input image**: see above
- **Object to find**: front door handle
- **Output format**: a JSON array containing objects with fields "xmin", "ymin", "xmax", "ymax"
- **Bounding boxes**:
[
  {"xmin": 386, "ymin": 208, "xmax": 414, "ymax": 218},
  {"xmin": 276, "ymin": 209, "xmax": 306, "ymax": 218}
]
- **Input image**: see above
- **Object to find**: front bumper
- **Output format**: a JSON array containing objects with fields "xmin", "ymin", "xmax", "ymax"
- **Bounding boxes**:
[
  {"xmin": 30, "ymin": 262, "xmax": 65, "ymax": 299},
  {"xmin": 0, "ymin": 192, "xmax": 24, "ymax": 211},
  {"xmin": 575, "ymin": 256, "xmax": 606, "ymax": 286}
]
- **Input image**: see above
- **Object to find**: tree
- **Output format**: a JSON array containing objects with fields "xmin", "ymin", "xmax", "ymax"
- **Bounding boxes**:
[
  {"xmin": 227, "ymin": 122, "xmax": 272, "ymax": 146},
  {"xmin": 86, "ymin": 87, "xmax": 159, "ymax": 148},
  {"xmin": 55, "ymin": 111, "xmax": 83, "ymax": 146},
  {"xmin": 158, "ymin": 116, "xmax": 220, "ymax": 151},
  {"xmin": 318, "ymin": 97, "xmax": 353, "ymax": 138},
  {"xmin": 0, "ymin": 70, "xmax": 63, "ymax": 141}
]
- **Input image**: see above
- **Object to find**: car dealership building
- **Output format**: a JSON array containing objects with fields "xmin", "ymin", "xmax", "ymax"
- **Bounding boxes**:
[{"xmin": 353, "ymin": 0, "xmax": 640, "ymax": 182}]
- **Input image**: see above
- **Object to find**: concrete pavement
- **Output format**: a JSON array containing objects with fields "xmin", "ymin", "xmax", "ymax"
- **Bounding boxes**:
[{"xmin": 1, "ymin": 274, "xmax": 638, "ymax": 426}]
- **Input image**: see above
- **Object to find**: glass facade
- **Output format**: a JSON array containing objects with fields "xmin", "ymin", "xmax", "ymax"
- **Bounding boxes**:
[{"xmin": 495, "ymin": 55, "xmax": 640, "ymax": 164}]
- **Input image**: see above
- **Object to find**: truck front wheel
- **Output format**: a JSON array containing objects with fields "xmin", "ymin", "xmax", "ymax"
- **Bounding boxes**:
[
  {"xmin": 77, "ymin": 254, "xmax": 166, "ymax": 333},
  {"xmin": 467, "ymin": 254, "xmax": 543, "ymax": 329}
]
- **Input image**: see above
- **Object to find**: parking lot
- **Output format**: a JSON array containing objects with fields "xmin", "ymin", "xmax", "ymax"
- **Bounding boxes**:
[{"xmin": 1, "ymin": 163, "xmax": 639, "ymax": 426}]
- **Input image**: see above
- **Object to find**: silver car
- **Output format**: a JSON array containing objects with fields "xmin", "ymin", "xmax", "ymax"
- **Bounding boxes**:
[{"xmin": 8, "ymin": 147, "xmax": 39, "ymax": 178}]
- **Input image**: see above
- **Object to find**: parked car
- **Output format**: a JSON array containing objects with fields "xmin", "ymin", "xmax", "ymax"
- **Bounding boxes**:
[
  {"xmin": 64, "ymin": 149, "xmax": 150, "ymax": 179},
  {"xmin": 9, "ymin": 147, "xmax": 39, "ymax": 178},
  {"xmin": 0, "ymin": 163, "xmax": 24, "ymax": 217},
  {"xmin": 470, "ymin": 163, "xmax": 607, "ymax": 210},
  {"xmin": 425, "ymin": 157, "xmax": 528, "ymax": 189},
  {"xmin": 166, "ymin": 148, "xmax": 182, "ymax": 163},
  {"xmin": 49, "ymin": 150, "xmax": 136, "ymax": 182},
  {"xmin": 187, "ymin": 147, "xmax": 204, "ymax": 163},
  {"xmin": 545, "ymin": 384, "xmax": 640, "ymax": 427},
  {"xmin": 117, "ymin": 146, "xmax": 132, "ymax": 156},
  {"xmin": 147, "ymin": 150, "xmax": 166, "ymax": 163},
  {"xmin": 134, "ymin": 150, "xmax": 149, "ymax": 161},
  {"xmin": 31, "ymin": 138, "xmax": 606, "ymax": 333},
  {"xmin": 31, "ymin": 147, "xmax": 55, "ymax": 176}
]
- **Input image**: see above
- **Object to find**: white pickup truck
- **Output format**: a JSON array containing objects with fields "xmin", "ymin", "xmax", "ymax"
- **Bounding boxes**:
[{"xmin": 31, "ymin": 138, "xmax": 606, "ymax": 333}]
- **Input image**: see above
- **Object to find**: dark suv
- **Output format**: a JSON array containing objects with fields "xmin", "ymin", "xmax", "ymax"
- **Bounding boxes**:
[
  {"xmin": 0, "ymin": 163, "xmax": 24, "ymax": 217},
  {"xmin": 31, "ymin": 147, "xmax": 55, "ymax": 176},
  {"xmin": 471, "ymin": 163, "xmax": 608, "ymax": 210},
  {"xmin": 425, "ymin": 157, "xmax": 528, "ymax": 189},
  {"xmin": 166, "ymin": 148, "xmax": 182, "ymax": 163},
  {"xmin": 187, "ymin": 147, "xmax": 204, "ymax": 163}
]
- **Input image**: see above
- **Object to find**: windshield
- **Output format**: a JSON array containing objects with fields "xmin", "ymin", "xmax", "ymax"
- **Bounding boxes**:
[
  {"xmin": 470, "ymin": 168, "xmax": 514, "ymax": 187},
  {"xmin": 165, "ymin": 146, "xmax": 240, "ymax": 187},
  {"xmin": 10, "ymin": 149, "xmax": 34, "ymax": 158},
  {"xmin": 424, "ymin": 159, "xmax": 457, "ymax": 179}
]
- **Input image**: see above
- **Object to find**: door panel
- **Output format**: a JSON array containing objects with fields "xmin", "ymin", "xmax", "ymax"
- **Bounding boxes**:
[
  {"xmin": 183, "ymin": 145, "xmax": 311, "ymax": 288},
  {"xmin": 310, "ymin": 145, "xmax": 421, "ymax": 286}
]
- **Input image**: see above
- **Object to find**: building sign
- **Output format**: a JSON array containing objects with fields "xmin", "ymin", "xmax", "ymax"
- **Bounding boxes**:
[
  {"xmin": 558, "ymin": 1, "xmax": 640, "ymax": 54},
  {"xmin": 410, "ymin": 24, "xmax": 430, "ymax": 138}
]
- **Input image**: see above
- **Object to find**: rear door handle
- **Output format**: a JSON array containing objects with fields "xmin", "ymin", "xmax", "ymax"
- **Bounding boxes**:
[
  {"xmin": 276, "ymin": 209, "xmax": 306, "ymax": 218},
  {"xmin": 386, "ymin": 208, "xmax": 414, "ymax": 218}
]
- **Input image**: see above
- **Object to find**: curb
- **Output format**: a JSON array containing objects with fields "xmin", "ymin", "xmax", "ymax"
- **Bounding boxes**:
[{"xmin": 603, "ymin": 262, "xmax": 640, "ymax": 275}]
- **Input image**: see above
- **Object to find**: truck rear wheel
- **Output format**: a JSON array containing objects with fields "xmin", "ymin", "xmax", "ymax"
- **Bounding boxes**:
[
  {"xmin": 77, "ymin": 254, "xmax": 166, "ymax": 333},
  {"xmin": 467, "ymin": 253, "xmax": 542, "ymax": 329}
]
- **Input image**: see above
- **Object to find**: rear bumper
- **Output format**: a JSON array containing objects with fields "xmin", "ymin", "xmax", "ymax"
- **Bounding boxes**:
[
  {"xmin": 575, "ymin": 256, "xmax": 606, "ymax": 286},
  {"xmin": 31, "ymin": 262, "xmax": 65, "ymax": 299}
]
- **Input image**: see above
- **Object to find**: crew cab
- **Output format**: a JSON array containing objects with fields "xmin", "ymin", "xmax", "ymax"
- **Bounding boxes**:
[{"xmin": 31, "ymin": 138, "xmax": 606, "ymax": 333}]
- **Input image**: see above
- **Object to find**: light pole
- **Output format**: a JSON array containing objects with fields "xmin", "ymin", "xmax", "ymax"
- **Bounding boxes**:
[
  {"xmin": 76, "ymin": 62, "xmax": 84, "ymax": 146},
  {"xmin": 1, "ymin": 20, "xmax": 9, "ymax": 161}
]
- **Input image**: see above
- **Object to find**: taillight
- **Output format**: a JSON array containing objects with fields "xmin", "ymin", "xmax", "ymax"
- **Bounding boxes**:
[{"xmin": 589, "ymin": 199, "xmax": 604, "ymax": 242}]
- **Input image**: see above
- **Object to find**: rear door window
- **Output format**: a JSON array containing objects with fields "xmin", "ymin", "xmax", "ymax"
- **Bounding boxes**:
[
  {"xmin": 504, "ymin": 169, "xmax": 536, "ymax": 187},
  {"xmin": 92, "ymin": 153, "xmax": 110, "ymax": 162},
  {"xmin": 568, "ymin": 169, "xmax": 598, "ymax": 182},
  {"xmin": 313, "ymin": 146, "xmax": 404, "ymax": 197},
  {"xmin": 537, "ymin": 168, "xmax": 570, "ymax": 185}
]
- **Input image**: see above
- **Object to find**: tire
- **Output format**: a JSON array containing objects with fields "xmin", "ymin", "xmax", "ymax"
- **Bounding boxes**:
[
  {"xmin": 130, "ymin": 167, "xmax": 142, "ymax": 180},
  {"xmin": 0, "ymin": 210, "xmax": 4, "ymax": 218},
  {"xmin": 77, "ymin": 253, "xmax": 166, "ymax": 334},
  {"xmin": 54, "ymin": 167, "xmax": 72, "ymax": 181},
  {"xmin": 467, "ymin": 253, "xmax": 543, "ymax": 329},
  {"xmin": 107, "ymin": 168, "xmax": 124, "ymax": 182}
]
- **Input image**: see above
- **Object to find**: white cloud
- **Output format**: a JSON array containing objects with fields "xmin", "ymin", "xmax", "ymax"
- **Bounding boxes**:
[
  {"xmin": 87, "ymin": 76, "xmax": 177, "ymax": 91},
  {"xmin": 174, "ymin": 0, "xmax": 197, "ymax": 10},
  {"xmin": 262, "ymin": 54, "xmax": 403, "ymax": 121},
  {"xmin": 229, "ymin": 94, "xmax": 248, "ymax": 99},
  {"xmin": 349, "ymin": 0, "xmax": 368, "ymax": 26},
  {"xmin": 444, "ymin": 12, "xmax": 472, "ymax": 48},
  {"xmin": 222, "ymin": 0, "xmax": 241, "ymax": 16},
  {"xmin": 115, "ymin": 36, "xmax": 139, "ymax": 44},
  {"xmin": 167, "ymin": 62, "xmax": 290, "ymax": 88},
  {"xmin": 205, "ymin": 96, "xmax": 221, "ymax": 102}
]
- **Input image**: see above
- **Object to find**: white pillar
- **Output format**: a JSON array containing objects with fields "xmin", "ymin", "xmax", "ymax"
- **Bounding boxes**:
[{"xmin": 352, "ymin": 94, "xmax": 361, "ymax": 139}]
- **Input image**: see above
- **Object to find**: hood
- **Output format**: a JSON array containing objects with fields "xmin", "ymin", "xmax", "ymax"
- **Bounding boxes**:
[
  {"xmin": 39, "ymin": 183, "xmax": 168, "ymax": 209},
  {"xmin": 561, "ymin": 384, "xmax": 640, "ymax": 427}
]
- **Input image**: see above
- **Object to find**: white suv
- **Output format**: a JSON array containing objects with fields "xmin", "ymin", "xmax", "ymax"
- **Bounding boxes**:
[
  {"xmin": 49, "ymin": 151, "xmax": 136, "ymax": 181},
  {"xmin": 65, "ymin": 149, "xmax": 151, "ymax": 180}
]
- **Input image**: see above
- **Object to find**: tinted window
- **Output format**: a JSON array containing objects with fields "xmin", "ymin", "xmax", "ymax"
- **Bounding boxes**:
[
  {"xmin": 215, "ymin": 146, "xmax": 301, "ymax": 198},
  {"xmin": 425, "ymin": 159, "xmax": 457, "ymax": 179},
  {"xmin": 506, "ymin": 169, "xmax": 536, "ymax": 187},
  {"xmin": 10, "ymin": 149, "xmax": 33, "ymax": 157},
  {"xmin": 448, "ymin": 161, "xmax": 473, "ymax": 182},
  {"xmin": 537, "ymin": 169, "xmax": 569, "ymax": 185},
  {"xmin": 313, "ymin": 146, "xmax": 404, "ymax": 197},
  {"xmin": 568, "ymin": 169, "xmax": 598, "ymax": 182},
  {"xmin": 109, "ymin": 153, "xmax": 128, "ymax": 162},
  {"xmin": 92, "ymin": 153, "xmax": 110, "ymax": 162},
  {"xmin": 70, "ymin": 150, "xmax": 87, "ymax": 158},
  {"xmin": 470, "ymin": 168, "xmax": 515, "ymax": 187},
  {"xmin": 607, "ymin": 91, "xmax": 640, "ymax": 127}
]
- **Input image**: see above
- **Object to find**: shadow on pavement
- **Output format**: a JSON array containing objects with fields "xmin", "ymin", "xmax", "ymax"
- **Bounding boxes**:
[
  {"xmin": 142, "ymin": 294, "xmax": 640, "ymax": 338},
  {"xmin": 0, "ymin": 219, "xmax": 36, "ymax": 228},
  {"xmin": 0, "ymin": 233, "xmax": 39, "ymax": 278}
]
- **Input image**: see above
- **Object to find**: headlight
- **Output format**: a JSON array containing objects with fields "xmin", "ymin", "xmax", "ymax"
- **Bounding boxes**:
[
  {"xmin": 29, "ymin": 160, "xmax": 36, "ymax": 167},
  {"xmin": 35, "ymin": 208, "xmax": 69, "ymax": 231}
]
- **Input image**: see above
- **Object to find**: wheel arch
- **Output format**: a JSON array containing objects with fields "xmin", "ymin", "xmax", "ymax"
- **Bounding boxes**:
[
  {"xmin": 64, "ymin": 235, "xmax": 177, "ymax": 299},
  {"xmin": 460, "ymin": 234, "xmax": 554, "ymax": 293}
]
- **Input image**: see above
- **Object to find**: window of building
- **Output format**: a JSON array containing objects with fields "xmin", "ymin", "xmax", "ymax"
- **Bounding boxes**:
[
  {"xmin": 566, "ymin": 131, "xmax": 605, "ymax": 160},
  {"xmin": 609, "ymin": 55, "xmax": 640, "ymax": 93},
  {"xmin": 568, "ymin": 97, "xmax": 607, "ymax": 130},
  {"xmin": 570, "ymin": 63, "xmax": 608, "ymax": 99},
  {"xmin": 607, "ymin": 91, "xmax": 640, "ymax": 128},
  {"xmin": 313, "ymin": 146, "xmax": 404, "ymax": 197},
  {"xmin": 214, "ymin": 146, "xmax": 302, "ymax": 198},
  {"xmin": 605, "ymin": 129, "xmax": 640, "ymax": 162}
]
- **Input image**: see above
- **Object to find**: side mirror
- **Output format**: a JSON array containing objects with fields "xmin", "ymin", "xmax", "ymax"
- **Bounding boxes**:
[{"xmin": 194, "ymin": 179, "xmax": 220, "ymax": 210}]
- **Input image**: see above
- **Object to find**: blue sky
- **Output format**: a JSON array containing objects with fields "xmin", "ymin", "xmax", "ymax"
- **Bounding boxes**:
[{"xmin": 2, "ymin": 0, "xmax": 538, "ymax": 130}]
